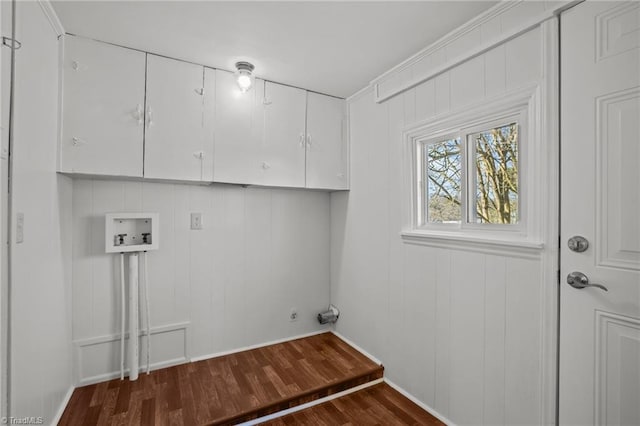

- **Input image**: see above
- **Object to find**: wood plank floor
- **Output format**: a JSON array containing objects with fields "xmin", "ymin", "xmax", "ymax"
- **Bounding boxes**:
[
  {"xmin": 59, "ymin": 332, "xmax": 383, "ymax": 425},
  {"xmin": 261, "ymin": 383, "xmax": 445, "ymax": 425}
]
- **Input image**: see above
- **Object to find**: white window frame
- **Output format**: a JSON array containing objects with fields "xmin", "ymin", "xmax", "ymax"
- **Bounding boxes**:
[{"xmin": 402, "ymin": 84, "xmax": 544, "ymax": 251}]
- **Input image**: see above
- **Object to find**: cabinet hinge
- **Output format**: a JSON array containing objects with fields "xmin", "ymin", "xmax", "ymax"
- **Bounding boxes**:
[{"xmin": 2, "ymin": 37, "xmax": 21, "ymax": 50}]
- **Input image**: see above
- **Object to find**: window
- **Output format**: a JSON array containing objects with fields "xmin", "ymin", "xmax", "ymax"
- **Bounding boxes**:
[
  {"xmin": 416, "ymin": 119, "xmax": 520, "ymax": 229},
  {"xmin": 401, "ymin": 84, "xmax": 549, "ymax": 252},
  {"xmin": 424, "ymin": 137, "xmax": 462, "ymax": 224},
  {"xmin": 470, "ymin": 122, "xmax": 519, "ymax": 225}
]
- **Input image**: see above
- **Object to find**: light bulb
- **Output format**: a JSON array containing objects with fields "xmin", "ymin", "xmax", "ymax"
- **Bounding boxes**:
[
  {"xmin": 235, "ymin": 61, "xmax": 255, "ymax": 93},
  {"xmin": 237, "ymin": 73, "xmax": 252, "ymax": 92}
]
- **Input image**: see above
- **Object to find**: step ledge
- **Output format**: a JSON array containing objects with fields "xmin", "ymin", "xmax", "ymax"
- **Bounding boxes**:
[
  {"xmin": 212, "ymin": 366, "xmax": 384, "ymax": 425},
  {"xmin": 237, "ymin": 378, "xmax": 384, "ymax": 426}
]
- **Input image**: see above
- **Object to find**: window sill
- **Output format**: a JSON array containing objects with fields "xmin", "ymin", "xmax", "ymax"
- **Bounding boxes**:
[{"xmin": 400, "ymin": 230, "xmax": 544, "ymax": 258}]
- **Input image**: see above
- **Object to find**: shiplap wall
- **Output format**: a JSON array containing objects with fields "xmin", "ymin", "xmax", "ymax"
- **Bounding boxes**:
[
  {"xmin": 8, "ymin": 1, "xmax": 74, "ymax": 422},
  {"xmin": 332, "ymin": 5, "xmax": 558, "ymax": 425},
  {"xmin": 71, "ymin": 180, "xmax": 331, "ymax": 384}
]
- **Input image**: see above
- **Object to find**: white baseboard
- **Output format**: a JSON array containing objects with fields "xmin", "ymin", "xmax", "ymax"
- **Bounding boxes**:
[
  {"xmin": 74, "ymin": 322, "xmax": 189, "ymax": 385},
  {"xmin": 76, "ymin": 327, "xmax": 331, "ymax": 385},
  {"xmin": 238, "ymin": 378, "xmax": 384, "ymax": 425},
  {"xmin": 50, "ymin": 385, "xmax": 74, "ymax": 426},
  {"xmin": 77, "ymin": 356, "xmax": 187, "ymax": 387},
  {"xmin": 190, "ymin": 328, "xmax": 330, "ymax": 363},
  {"xmin": 384, "ymin": 378, "xmax": 455, "ymax": 426},
  {"xmin": 330, "ymin": 330, "xmax": 383, "ymax": 365}
]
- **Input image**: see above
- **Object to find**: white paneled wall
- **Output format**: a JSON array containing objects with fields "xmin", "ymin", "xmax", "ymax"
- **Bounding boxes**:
[
  {"xmin": 9, "ymin": 1, "xmax": 73, "ymax": 422},
  {"xmin": 71, "ymin": 180, "xmax": 331, "ymax": 384},
  {"xmin": 332, "ymin": 18, "xmax": 557, "ymax": 426}
]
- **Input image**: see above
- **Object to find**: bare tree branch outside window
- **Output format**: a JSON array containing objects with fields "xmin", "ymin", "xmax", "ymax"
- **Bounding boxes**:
[
  {"xmin": 473, "ymin": 123, "xmax": 518, "ymax": 224},
  {"xmin": 426, "ymin": 138, "xmax": 461, "ymax": 223},
  {"xmin": 423, "ymin": 123, "xmax": 518, "ymax": 225}
]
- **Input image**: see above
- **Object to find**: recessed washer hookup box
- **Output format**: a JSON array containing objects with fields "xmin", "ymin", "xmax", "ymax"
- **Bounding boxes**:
[{"xmin": 105, "ymin": 213, "xmax": 159, "ymax": 253}]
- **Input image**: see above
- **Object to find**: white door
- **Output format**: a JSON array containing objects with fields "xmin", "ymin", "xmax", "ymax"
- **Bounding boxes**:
[
  {"xmin": 60, "ymin": 36, "xmax": 145, "ymax": 177},
  {"xmin": 261, "ymin": 81, "xmax": 306, "ymax": 187},
  {"xmin": 560, "ymin": 2, "xmax": 640, "ymax": 425},
  {"xmin": 144, "ymin": 55, "xmax": 213, "ymax": 181},
  {"xmin": 213, "ymin": 69, "xmax": 265, "ymax": 185},
  {"xmin": 306, "ymin": 92, "xmax": 348, "ymax": 190}
]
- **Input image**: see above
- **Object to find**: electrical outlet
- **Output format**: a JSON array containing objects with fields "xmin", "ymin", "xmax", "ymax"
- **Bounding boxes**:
[
  {"xmin": 289, "ymin": 308, "xmax": 298, "ymax": 322},
  {"xmin": 190, "ymin": 212, "xmax": 203, "ymax": 230}
]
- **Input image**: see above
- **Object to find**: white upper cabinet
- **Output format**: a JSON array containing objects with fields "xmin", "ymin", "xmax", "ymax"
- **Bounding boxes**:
[
  {"xmin": 143, "ymin": 55, "xmax": 214, "ymax": 181},
  {"xmin": 60, "ymin": 36, "xmax": 348, "ymax": 190},
  {"xmin": 261, "ymin": 81, "xmax": 307, "ymax": 188},
  {"xmin": 213, "ymin": 69, "xmax": 265, "ymax": 185},
  {"xmin": 60, "ymin": 36, "xmax": 146, "ymax": 177},
  {"xmin": 213, "ymin": 78, "xmax": 349, "ymax": 189},
  {"xmin": 305, "ymin": 93, "xmax": 347, "ymax": 190}
]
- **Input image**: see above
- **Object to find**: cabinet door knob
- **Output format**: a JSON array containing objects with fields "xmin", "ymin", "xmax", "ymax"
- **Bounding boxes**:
[
  {"xmin": 72, "ymin": 137, "xmax": 88, "ymax": 146},
  {"xmin": 193, "ymin": 151, "xmax": 205, "ymax": 160},
  {"xmin": 71, "ymin": 60, "xmax": 88, "ymax": 72},
  {"xmin": 262, "ymin": 161, "xmax": 271, "ymax": 170}
]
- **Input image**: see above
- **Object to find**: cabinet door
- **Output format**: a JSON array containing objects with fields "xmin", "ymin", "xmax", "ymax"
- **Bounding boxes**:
[
  {"xmin": 144, "ymin": 55, "xmax": 213, "ymax": 181},
  {"xmin": 261, "ymin": 82, "xmax": 306, "ymax": 187},
  {"xmin": 60, "ymin": 36, "xmax": 145, "ymax": 176},
  {"xmin": 213, "ymin": 69, "xmax": 264, "ymax": 185},
  {"xmin": 305, "ymin": 93, "xmax": 348, "ymax": 190}
]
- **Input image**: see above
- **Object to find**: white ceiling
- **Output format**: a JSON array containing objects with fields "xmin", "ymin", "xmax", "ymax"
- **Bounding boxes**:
[{"xmin": 51, "ymin": 1, "xmax": 497, "ymax": 98}]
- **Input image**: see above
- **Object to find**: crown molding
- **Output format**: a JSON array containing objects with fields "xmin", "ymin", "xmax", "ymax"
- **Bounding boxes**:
[
  {"xmin": 364, "ymin": 0, "xmax": 582, "ymax": 103},
  {"xmin": 346, "ymin": 84, "xmax": 374, "ymax": 104},
  {"xmin": 38, "ymin": 0, "xmax": 65, "ymax": 38},
  {"xmin": 370, "ymin": 0, "xmax": 521, "ymax": 88}
]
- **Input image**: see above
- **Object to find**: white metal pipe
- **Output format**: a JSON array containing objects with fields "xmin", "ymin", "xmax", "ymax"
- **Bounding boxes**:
[
  {"xmin": 120, "ymin": 252, "xmax": 125, "ymax": 381},
  {"xmin": 128, "ymin": 253, "xmax": 139, "ymax": 381},
  {"xmin": 143, "ymin": 251, "xmax": 151, "ymax": 374}
]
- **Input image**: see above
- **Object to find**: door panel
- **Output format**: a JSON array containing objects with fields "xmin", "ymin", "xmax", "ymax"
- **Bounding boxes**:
[
  {"xmin": 306, "ymin": 92, "xmax": 348, "ymax": 190},
  {"xmin": 261, "ymin": 81, "xmax": 306, "ymax": 187},
  {"xmin": 597, "ymin": 312, "xmax": 640, "ymax": 426},
  {"xmin": 560, "ymin": 2, "xmax": 640, "ymax": 425},
  {"xmin": 213, "ymin": 69, "xmax": 264, "ymax": 185},
  {"xmin": 597, "ymin": 87, "xmax": 640, "ymax": 270},
  {"xmin": 202, "ymin": 67, "xmax": 216, "ymax": 182},
  {"xmin": 60, "ymin": 36, "xmax": 145, "ymax": 177},
  {"xmin": 144, "ymin": 55, "xmax": 212, "ymax": 181}
]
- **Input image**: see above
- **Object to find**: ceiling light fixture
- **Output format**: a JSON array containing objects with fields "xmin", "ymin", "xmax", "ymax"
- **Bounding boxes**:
[{"xmin": 235, "ymin": 61, "xmax": 255, "ymax": 93}]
